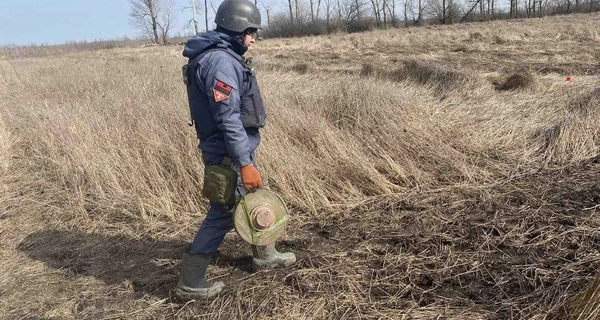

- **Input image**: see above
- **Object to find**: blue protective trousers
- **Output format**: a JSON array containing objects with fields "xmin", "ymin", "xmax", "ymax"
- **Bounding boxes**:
[{"xmin": 190, "ymin": 154, "xmax": 256, "ymax": 255}]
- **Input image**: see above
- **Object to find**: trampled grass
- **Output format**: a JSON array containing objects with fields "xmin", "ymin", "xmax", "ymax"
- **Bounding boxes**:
[{"xmin": 0, "ymin": 13, "xmax": 599, "ymax": 319}]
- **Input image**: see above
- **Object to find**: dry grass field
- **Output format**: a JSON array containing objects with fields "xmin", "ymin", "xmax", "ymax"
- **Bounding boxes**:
[{"xmin": 1, "ymin": 13, "xmax": 600, "ymax": 320}]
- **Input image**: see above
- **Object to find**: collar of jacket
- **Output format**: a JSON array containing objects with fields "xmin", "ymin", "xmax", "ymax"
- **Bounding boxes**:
[{"xmin": 215, "ymin": 31, "xmax": 248, "ymax": 57}]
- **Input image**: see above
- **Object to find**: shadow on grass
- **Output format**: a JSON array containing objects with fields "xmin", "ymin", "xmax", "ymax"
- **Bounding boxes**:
[{"xmin": 17, "ymin": 230, "xmax": 253, "ymax": 299}]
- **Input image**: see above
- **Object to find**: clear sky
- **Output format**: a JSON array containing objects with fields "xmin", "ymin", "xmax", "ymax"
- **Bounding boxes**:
[{"xmin": 0, "ymin": 0, "xmax": 207, "ymax": 46}]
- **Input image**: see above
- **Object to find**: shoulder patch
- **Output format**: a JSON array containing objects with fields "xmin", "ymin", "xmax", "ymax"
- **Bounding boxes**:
[{"xmin": 213, "ymin": 80, "xmax": 232, "ymax": 103}]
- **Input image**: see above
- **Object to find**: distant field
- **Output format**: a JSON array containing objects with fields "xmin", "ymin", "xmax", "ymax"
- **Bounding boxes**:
[{"xmin": 1, "ymin": 13, "xmax": 599, "ymax": 319}]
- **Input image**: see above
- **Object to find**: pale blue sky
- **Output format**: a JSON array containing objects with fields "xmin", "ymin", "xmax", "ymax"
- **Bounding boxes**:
[
  {"xmin": 0, "ymin": 0, "xmax": 223, "ymax": 46},
  {"xmin": 0, "ymin": 0, "xmax": 512, "ymax": 46}
]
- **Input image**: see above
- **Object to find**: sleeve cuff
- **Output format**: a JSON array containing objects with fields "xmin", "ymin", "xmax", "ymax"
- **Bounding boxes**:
[{"xmin": 236, "ymin": 154, "xmax": 252, "ymax": 168}]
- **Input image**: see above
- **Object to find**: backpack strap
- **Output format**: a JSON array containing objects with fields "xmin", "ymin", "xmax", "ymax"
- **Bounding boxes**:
[{"xmin": 184, "ymin": 45, "xmax": 246, "ymax": 88}]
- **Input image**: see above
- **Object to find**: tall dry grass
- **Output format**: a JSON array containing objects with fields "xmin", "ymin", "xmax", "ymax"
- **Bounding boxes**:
[
  {"xmin": 0, "ymin": 13, "xmax": 599, "ymax": 320},
  {"xmin": 0, "ymin": 117, "xmax": 14, "ymax": 212}
]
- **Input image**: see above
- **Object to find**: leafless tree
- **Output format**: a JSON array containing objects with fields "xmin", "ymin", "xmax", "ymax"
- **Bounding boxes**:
[
  {"xmin": 316, "ymin": 0, "xmax": 324, "ymax": 20},
  {"xmin": 381, "ymin": 0, "xmax": 388, "ymax": 25},
  {"xmin": 204, "ymin": 0, "xmax": 210, "ymax": 31},
  {"xmin": 192, "ymin": 0, "xmax": 200, "ymax": 34},
  {"xmin": 128, "ymin": 0, "xmax": 178, "ymax": 44},
  {"xmin": 339, "ymin": 0, "xmax": 363, "ymax": 25},
  {"xmin": 414, "ymin": 0, "xmax": 427, "ymax": 23},
  {"xmin": 419, "ymin": 0, "xmax": 427, "ymax": 22},
  {"xmin": 443, "ymin": 0, "xmax": 447, "ymax": 22},
  {"xmin": 356, "ymin": 0, "xmax": 363, "ymax": 20},
  {"xmin": 181, "ymin": 0, "xmax": 200, "ymax": 34},
  {"xmin": 339, "ymin": 0, "xmax": 364, "ymax": 22},
  {"xmin": 288, "ymin": 0, "xmax": 295, "ymax": 23},
  {"xmin": 404, "ymin": 0, "xmax": 410, "ymax": 26},
  {"xmin": 462, "ymin": 0, "xmax": 480, "ymax": 20},
  {"xmin": 262, "ymin": 1, "xmax": 274, "ymax": 27},
  {"xmin": 295, "ymin": 0, "xmax": 301, "ymax": 23},
  {"xmin": 510, "ymin": 0, "xmax": 519, "ymax": 17},
  {"xmin": 157, "ymin": 0, "xmax": 177, "ymax": 44},
  {"xmin": 370, "ymin": 0, "xmax": 381, "ymax": 26},
  {"xmin": 388, "ymin": 0, "xmax": 397, "ymax": 27},
  {"xmin": 129, "ymin": 0, "xmax": 160, "ymax": 43},
  {"xmin": 324, "ymin": 0, "xmax": 335, "ymax": 30},
  {"xmin": 429, "ymin": 0, "xmax": 457, "ymax": 24}
]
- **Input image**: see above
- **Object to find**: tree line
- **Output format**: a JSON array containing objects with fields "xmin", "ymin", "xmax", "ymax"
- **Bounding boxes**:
[
  {"xmin": 263, "ymin": 0, "xmax": 599, "ymax": 37},
  {"xmin": 128, "ymin": 0, "xmax": 599, "ymax": 43}
]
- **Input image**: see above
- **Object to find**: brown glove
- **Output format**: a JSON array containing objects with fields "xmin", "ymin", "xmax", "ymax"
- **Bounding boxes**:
[{"xmin": 240, "ymin": 164, "xmax": 263, "ymax": 190}]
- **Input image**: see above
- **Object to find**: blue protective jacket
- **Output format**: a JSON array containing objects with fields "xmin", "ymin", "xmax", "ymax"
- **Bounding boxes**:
[{"xmin": 183, "ymin": 31, "xmax": 266, "ymax": 167}]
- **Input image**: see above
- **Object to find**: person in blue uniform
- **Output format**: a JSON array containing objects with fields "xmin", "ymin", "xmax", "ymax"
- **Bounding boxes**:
[{"xmin": 175, "ymin": 0, "xmax": 296, "ymax": 301}]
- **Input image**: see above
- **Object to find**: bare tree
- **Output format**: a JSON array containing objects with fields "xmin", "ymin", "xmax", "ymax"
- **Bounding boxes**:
[
  {"xmin": 157, "ymin": 0, "xmax": 177, "ymax": 44},
  {"xmin": 129, "ymin": 0, "xmax": 178, "ymax": 44},
  {"xmin": 193, "ymin": 1, "xmax": 200, "ymax": 34},
  {"xmin": 390, "ymin": 0, "xmax": 397, "ymax": 25},
  {"xmin": 510, "ymin": 0, "xmax": 518, "ymax": 17},
  {"xmin": 447, "ymin": 0, "xmax": 457, "ymax": 23},
  {"xmin": 204, "ymin": 0, "xmax": 209, "ymax": 31},
  {"xmin": 262, "ymin": 1, "xmax": 274, "ymax": 27},
  {"xmin": 288, "ymin": 0, "xmax": 295, "ymax": 23},
  {"xmin": 324, "ymin": 0, "xmax": 335, "ymax": 30},
  {"xmin": 370, "ymin": 0, "xmax": 381, "ymax": 26},
  {"xmin": 340, "ymin": 0, "xmax": 363, "ymax": 26},
  {"xmin": 316, "ymin": 0, "xmax": 324, "ymax": 20},
  {"xmin": 463, "ymin": 0, "xmax": 482, "ymax": 20},
  {"xmin": 383, "ymin": 0, "xmax": 387, "ymax": 25},
  {"xmin": 429, "ymin": 0, "xmax": 456, "ymax": 24},
  {"xmin": 340, "ymin": 0, "xmax": 364, "ymax": 23},
  {"xmin": 404, "ymin": 0, "xmax": 410, "ymax": 26},
  {"xmin": 443, "ymin": 0, "xmax": 447, "ymax": 23},
  {"xmin": 129, "ymin": 0, "xmax": 161, "ymax": 44},
  {"xmin": 184, "ymin": 0, "xmax": 200, "ymax": 34},
  {"xmin": 415, "ymin": 0, "xmax": 426, "ymax": 23},
  {"xmin": 295, "ymin": 0, "xmax": 301, "ymax": 23}
]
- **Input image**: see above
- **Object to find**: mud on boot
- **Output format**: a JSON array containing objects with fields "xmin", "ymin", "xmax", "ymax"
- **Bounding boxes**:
[
  {"xmin": 174, "ymin": 250, "xmax": 225, "ymax": 301},
  {"xmin": 252, "ymin": 243, "xmax": 296, "ymax": 271}
]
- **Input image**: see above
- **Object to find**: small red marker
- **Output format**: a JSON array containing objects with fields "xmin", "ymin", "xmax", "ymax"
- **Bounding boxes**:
[{"xmin": 566, "ymin": 77, "xmax": 572, "ymax": 82}]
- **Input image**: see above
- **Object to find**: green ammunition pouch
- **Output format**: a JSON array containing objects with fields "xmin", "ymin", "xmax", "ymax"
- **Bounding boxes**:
[{"xmin": 202, "ymin": 158, "xmax": 238, "ymax": 206}]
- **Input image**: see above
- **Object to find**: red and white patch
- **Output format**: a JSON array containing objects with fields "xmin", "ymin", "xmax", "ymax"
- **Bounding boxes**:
[
  {"xmin": 213, "ymin": 89, "xmax": 229, "ymax": 102},
  {"xmin": 213, "ymin": 80, "xmax": 233, "ymax": 102}
]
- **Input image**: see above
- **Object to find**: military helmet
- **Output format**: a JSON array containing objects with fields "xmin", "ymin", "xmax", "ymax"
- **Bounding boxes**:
[{"xmin": 215, "ymin": 0, "xmax": 262, "ymax": 33}]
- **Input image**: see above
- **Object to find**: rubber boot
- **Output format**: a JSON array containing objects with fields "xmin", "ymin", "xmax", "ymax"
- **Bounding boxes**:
[
  {"xmin": 252, "ymin": 243, "xmax": 296, "ymax": 271},
  {"xmin": 174, "ymin": 250, "xmax": 225, "ymax": 301}
]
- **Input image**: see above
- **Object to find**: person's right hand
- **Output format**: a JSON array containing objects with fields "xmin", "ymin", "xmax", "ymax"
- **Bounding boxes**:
[{"xmin": 240, "ymin": 164, "xmax": 262, "ymax": 190}]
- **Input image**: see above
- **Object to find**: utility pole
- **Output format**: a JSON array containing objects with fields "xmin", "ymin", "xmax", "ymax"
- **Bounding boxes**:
[{"xmin": 192, "ymin": 0, "xmax": 199, "ymax": 34}]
